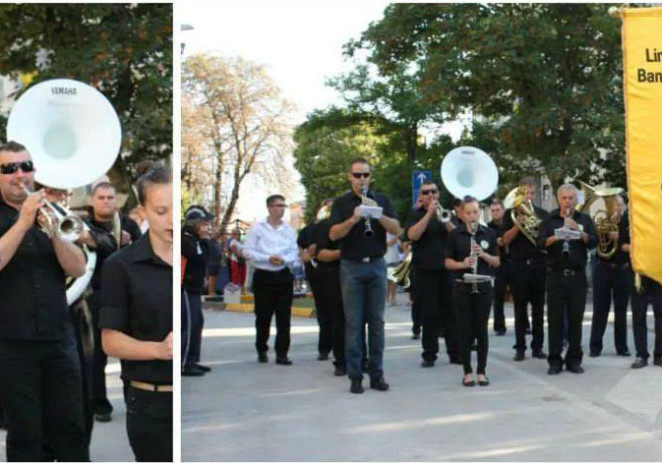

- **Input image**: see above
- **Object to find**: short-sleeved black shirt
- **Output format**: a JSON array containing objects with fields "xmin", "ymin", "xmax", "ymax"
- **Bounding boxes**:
[
  {"xmin": 182, "ymin": 228, "xmax": 207, "ymax": 293},
  {"xmin": 314, "ymin": 219, "xmax": 340, "ymax": 270},
  {"xmin": 100, "ymin": 233, "xmax": 173, "ymax": 385},
  {"xmin": 487, "ymin": 219, "xmax": 510, "ymax": 263},
  {"xmin": 537, "ymin": 209, "xmax": 597, "ymax": 271},
  {"xmin": 0, "ymin": 200, "xmax": 72, "ymax": 341},
  {"xmin": 445, "ymin": 224, "xmax": 498, "ymax": 281},
  {"xmin": 328, "ymin": 189, "xmax": 397, "ymax": 260},
  {"xmin": 502, "ymin": 206, "xmax": 549, "ymax": 262},
  {"xmin": 405, "ymin": 207, "xmax": 449, "ymax": 271},
  {"xmin": 595, "ymin": 212, "xmax": 629, "ymax": 265}
]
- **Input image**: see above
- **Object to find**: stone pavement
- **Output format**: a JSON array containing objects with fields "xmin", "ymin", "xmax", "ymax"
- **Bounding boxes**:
[
  {"xmin": 0, "ymin": 360, "xmax": 134, "ymax": 462},
  {"xmin": 182, "ymin": 296, "xmax": 662, "ymax": 461}
]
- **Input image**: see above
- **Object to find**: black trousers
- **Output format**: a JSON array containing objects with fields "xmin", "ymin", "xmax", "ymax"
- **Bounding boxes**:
[
  {"xmin": 69, "ymin": 299, "xmax": 94, "ymax": 448},
  {"xmin": 0, "ymin": 338, "xmax": 89, "ymax": 462},
  {"xmin": 182, "ymin": 289, "xmax": 204, "ymax": 367},
  {"xmin": 454, "ymin": 282, "xmax": 493, "ymax": 375},
  {"xmin": 253, "ymin": 268, "xmax": 294, "ymax": 357},
  {"xmin": 416, "ymin": 268, "xmax": 459, "ymax": 362},
  {"xmin": 316, "ymin": 266, "xmax": 345, "ymax": 366},
  {"xmin": 631, "ymin": 276, "xmax": 662, "ymax": 360},
  {"xmin": 589, "ymin": 261, "xmax": 630, "ymax": 354},
  {"xmin": 492, "ymin": 261, "xmax": 509, "ymax": 333},
  {"xmin": 88, "ymin": 292, "xmax": 113, "ymax": 415},
  {"xmin": 511, "ymin": 259, "xmax": 546, "ymax": 352},
  {"xmin": 308, "ymin": 265, "xmax": 333, "ymax": 355},
  {"xmin": 126, "ymin": 387, "xmax": 172, "ymax": 462},
  {"xmin": 410, "ymin": 267, "xmax": 423, "ymax": 335},
  {"xmin": 547, "ymin": 270, "xmax": 587, "ymax": 367}
]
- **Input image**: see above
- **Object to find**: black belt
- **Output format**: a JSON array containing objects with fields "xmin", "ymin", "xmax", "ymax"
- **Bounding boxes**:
[
  {"xmin": 345, "ymin": 256, "xmax": 382, "ymax": 263},
  {"xmin": 599, "ymin": 261, "xmax": 628, "ymax": 269},
  {"xmin": 513, "ymin": 258, "xmax": 544, "ymax": 266},
  {"xmin": 550, "ymin": 268, "xmax": 580, "ymax": 277}
]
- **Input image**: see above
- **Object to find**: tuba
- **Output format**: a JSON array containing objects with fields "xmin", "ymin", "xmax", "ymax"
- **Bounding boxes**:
[
  {"xmin": 441, "ymin": 146, "xmax": 499, "ymax": 204},
  {"xmin": 577, "ymin": 181, "xmax": 623, "ymax": 259},
  {"xmin": 7, "ymin": 79, "xmax": 122, "ymax": 304},
  {"xmin": 387, "ymin": 250, "xmax": 413, "ymax": 288},
  {"xmin": 503, "ymin": 185, "xmax": 541, "ymax": 247}
]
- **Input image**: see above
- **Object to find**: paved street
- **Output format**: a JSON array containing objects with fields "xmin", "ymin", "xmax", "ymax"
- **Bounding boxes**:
[
  {"xmin": 0, "ymin": 360, "xmax": 134, "ymax": 462},
  {"xmin": 182, "ymin": 296, "xmax": 662, "ymax": 461}
]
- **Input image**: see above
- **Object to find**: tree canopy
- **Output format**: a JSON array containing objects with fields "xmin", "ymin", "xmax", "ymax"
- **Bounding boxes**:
[{"xmin": 0, "ymin": 3, "xmax": 172, "ymax": 199}]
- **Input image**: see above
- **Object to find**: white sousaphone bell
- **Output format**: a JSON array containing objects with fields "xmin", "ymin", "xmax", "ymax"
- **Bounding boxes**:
[{"xmin": 7, "ymin": 78, "xmax": 122, "ymax": 304}]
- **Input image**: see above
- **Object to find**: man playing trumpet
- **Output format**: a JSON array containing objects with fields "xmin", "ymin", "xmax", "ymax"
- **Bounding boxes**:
[{"xmin": 0, "ymin": 141, "xmax": 89, "ymax": 461}]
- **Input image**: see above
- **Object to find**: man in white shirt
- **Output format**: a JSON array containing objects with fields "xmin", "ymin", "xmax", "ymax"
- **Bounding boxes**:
[{"xmin": 244, "ymin": 194, "xmax": 299, "ymax": 365}]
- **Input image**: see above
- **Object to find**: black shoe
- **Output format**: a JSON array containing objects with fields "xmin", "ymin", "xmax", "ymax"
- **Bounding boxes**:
[
  {"xmin": 589, "ymin": 351, "xmax": 601, "ymax": 358},
  {"xmin": 317, "ymin": 352, "xmax": 329, "ymax": 361},
  {"xmin": 566, "ymin": 364, "xmax": 584, "ymax": 374},
  {"xmin": 547, "ymin": 365, "xmax": 562, "ymax": 375},
  {"xmin": 421, "ymin": 359, "xmax": 435, "ymax": 368},
  {"xmin": 257, "ymin": 352, "xmax": 268, "ymax": 363},
  {"xmin": 514, "ymin": 351, "xmax": 525, "ymax": 361},
  {"xmin": 412, "ymin": 332, "xmax": 421, "ymax": 340},
  {"xmin": 370, "ymin": 377, "xmax": 390, "ymax": 391},
  {"xmin": 631, "ymin": 357, "xmax": 648, "ymax": 369},
  {"xmin": 654, "ymin": 357, "xmax": 662, "ymax": 367},
  {"xmin": 449, "ymin": 357, "xmax": 462, "ymax": 365},
  {"xmin": 276, "ymin": 357, "xmax": 293, "ymax": 365},
  {"xmin": 617, "ymin": 350, "xmax": 632, "ymax": 357},
  {"xmin": 462, "ymin": 377, "xmax": 476, "ymax": 387},
  {"xmin": 532, "ymin": 349, "xmax": 547, "ymax": 359},
  {"xmin": 495, "ymin": 330, "xmax": 506, "ymax": 336},
  {"xmin": 94, "ymin": 413, "xmax": 111, "ymax": 423},
  {"xmin": 478, "ymin": 376, "xmax": 490, "ymax": 387},
  {"xmin": 182, "ymin": 366, "xmax": 205, "ymax": 376},
  {"xmin": 193, "ymin": 363, "xmax": 211, "ymax": 372},
  {"xmin": 334, "ymin": 365, "xmax": 346, "ymax": 376},
  {"xmin": 350, "ymin": 378, "xmax": 364, "ymax": 394}
]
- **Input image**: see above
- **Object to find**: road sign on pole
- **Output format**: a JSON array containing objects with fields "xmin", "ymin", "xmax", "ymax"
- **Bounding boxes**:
[{"xmin": 412, "ymin": 170, "xmax": 432, "ymax": 209}]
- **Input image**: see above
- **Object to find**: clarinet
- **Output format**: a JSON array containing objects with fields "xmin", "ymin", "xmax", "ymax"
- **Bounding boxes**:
[
  {"xmin": 361, "ymin": 182, "xmax": 374, "ymax": 238},
  {"xmin": 470, "ymin": 220, "xmax": 479, "ymax": 294},
  {"xmin": 562, "ymin": 206, "xmax": 571, "ymax": 257}
]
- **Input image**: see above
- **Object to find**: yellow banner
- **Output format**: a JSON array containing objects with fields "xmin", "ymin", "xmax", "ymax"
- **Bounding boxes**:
[{"xmin": 623, "ymin": 7, "xmax": 662, "ymax": 286}]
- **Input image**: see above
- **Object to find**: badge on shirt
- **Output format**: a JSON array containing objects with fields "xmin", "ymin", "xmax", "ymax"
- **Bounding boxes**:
[{"xmin": 480, "ymin": 240, "xmax": 489, "ymax": 250}]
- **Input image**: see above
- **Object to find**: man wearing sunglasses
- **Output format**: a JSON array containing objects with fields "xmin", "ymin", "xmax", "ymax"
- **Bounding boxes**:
[
  {"xmin": 244, "ymin": 194, "xmax": 299, "ymax": 365},
  {"xmin": 329, "ymin": 158, "xmax": 401, "ymax": 394},
  {"xmin": 406, "ymin": 182, "xmax": 460, "ymax": 368},
  {"xmin": 0, "ymin": 141, "xmax": 89, "ymax": 460}
]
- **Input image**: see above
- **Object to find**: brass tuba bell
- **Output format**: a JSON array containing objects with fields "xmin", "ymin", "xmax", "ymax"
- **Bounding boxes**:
[
  {"xmin": 576, "ymin": 181, "xmax": 623, "ymax": 259},
  {"xmin": 503, "ymin": 185, "xmax": 541, "ymax": 246},
  {"xmin": 387, "ymin": 251, "xmax": 413, "ymax": 289}
]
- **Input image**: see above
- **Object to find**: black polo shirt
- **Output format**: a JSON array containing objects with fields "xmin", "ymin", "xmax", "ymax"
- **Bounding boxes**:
[
  {"xmin": 502, "ymin": 206, "xmax": 548, "ymax": 262},
  {"xmin": 405, "ymin": 207, "xmax": 449, "ymax": 271},
  {"xmin": 315, "ymin": 219, "xmax": 340, "ymax": 270},
  {"xmin": 0, "ymin": 200, "xmax": 73, "ymax": 341},
  {"xmin": 100, "ymin": 233, "xmax": 172, "ymax": 385},
  {"xmin": 297, "ymin": 222, "xmax": 317, "ymax": 275},
  {"xmin": 445, "ymin": 224, "xmax": 498, "ymax": 280},
  {"xmin": 328, "ymin": 189, "xmax": 397, "ymax": 260},
  {"xmin": 182, "ymin": 228, "xmax": 207, "ymax": 294},
  {"xmin": 86, "ymin": 216, "xmax": 139, "ymax": 290},
  {"xmin": 487, "ymin": 219, "xmax": 510, "ymax": 264},
  {"xmin": 450, "ymin": 215, "xmax": 464, "ymax": 228},
  {"xmin": 537, "ymin": 209, "xmax": 597, "ymax": 271}
]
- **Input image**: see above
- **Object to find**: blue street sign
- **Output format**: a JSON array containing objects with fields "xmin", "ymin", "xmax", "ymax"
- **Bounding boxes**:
[{"xmin": 412, "ymin": 170, "xmax": 432, "ymax": 208}]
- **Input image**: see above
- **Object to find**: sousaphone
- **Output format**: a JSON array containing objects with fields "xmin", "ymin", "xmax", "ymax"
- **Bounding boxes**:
[{"xmin": 7, "ymin": 78, "xmax": 122, "ymax": 304}]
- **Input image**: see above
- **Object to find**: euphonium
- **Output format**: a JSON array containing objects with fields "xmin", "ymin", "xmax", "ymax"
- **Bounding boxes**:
[
  {"xmin": 593, "ymin": 188, "xmax": 624, "ymax": 259},
  {"xmin": 387, "ymin": 251, "xmax": 413, "ymax": 288},
  {"xmin": 503, "ymin": 185, "xmax": 541, "ymax": 247}
]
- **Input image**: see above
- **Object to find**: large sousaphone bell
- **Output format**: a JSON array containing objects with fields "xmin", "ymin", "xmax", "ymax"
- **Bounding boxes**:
[{"xmin": 7, "ymin": 79, "xmax": 122, "ymax": 304}]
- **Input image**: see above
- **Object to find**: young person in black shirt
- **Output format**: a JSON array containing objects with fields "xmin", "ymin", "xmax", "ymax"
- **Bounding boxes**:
[
  {"xmin": 181, "ymin": 205, "xmax": 213, "ymax": 376},
  {"xmin": 588, "ymin": 194, "xmax": 631, "ymax": 357},
  {"xmin": 445, "ymin": 196, "xmax": 500, "ymax": 387},
  {"xmin": 0, "ymin": 141, "xmax": 89, "ymax": 461},
  {"xmin": 100, "ymin": 166, "xmax": 173, "ymax": 462},
  {"xmin": 502, "ymin": 178, "xmax": 549, "ymax": 360},
  {"xmin": 538, "ymin": 184, "xmax": 597, "ymax": 375},
  {"xmin": 329, "ymin": 157, "xmax": 401, "ymax": 394},
  {"xmin": 406, "ymin": 182, "xmax": 460, "ymax": 367},
  {"xmin": 487, "ymin": 199, "xmax": 509, "ymax": 336}
]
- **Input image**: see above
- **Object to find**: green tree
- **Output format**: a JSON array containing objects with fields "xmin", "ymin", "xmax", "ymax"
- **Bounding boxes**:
[
  {"xmin": 0, "ymin": 3, "xmax": 172, "ymax": 201},
  {"xmin": 339, "ymin": 3, "xmax": 626, "ymax": 191}
]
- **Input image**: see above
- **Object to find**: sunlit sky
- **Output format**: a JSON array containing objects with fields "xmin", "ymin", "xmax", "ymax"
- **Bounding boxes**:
[{"xmin": 179, "ymin": 1, "xmax": 463, "ymax": 222}]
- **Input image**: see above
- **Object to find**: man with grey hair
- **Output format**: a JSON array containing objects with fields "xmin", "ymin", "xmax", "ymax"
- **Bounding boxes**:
[{"xmin": 538, "ymin": 184, "xmax": 597, "ymax": 375}]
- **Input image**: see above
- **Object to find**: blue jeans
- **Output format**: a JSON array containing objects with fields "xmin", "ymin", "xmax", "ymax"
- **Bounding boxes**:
[{"xmin": 340, "ymin": 258, "xmax": 387, "ymax": 380}]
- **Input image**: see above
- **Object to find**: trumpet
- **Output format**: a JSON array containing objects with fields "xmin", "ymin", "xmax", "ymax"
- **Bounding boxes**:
[
  {"xmin": 435, "ymin": 203, "xmax": 453, "ymax": 223},
  {"xmin": 24, "ymin": 183, "xmax": 84, "ymax": 243},
  {"xmin": 360, "ymin": 182, "xmax": 374, "ymax": 238}
]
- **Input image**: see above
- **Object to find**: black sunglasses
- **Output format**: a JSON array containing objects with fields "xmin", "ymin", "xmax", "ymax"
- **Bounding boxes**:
[
  {"xmin": 351, "ymin": 172, "xmax": 371, "ymax": 179},
  {"xmin": 420, "ymin": 188, "xmax": 438, "ymax": 195},
  {"xmin": 0, "ymin": 161, "xmax": 34, "ymax": 175}
]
